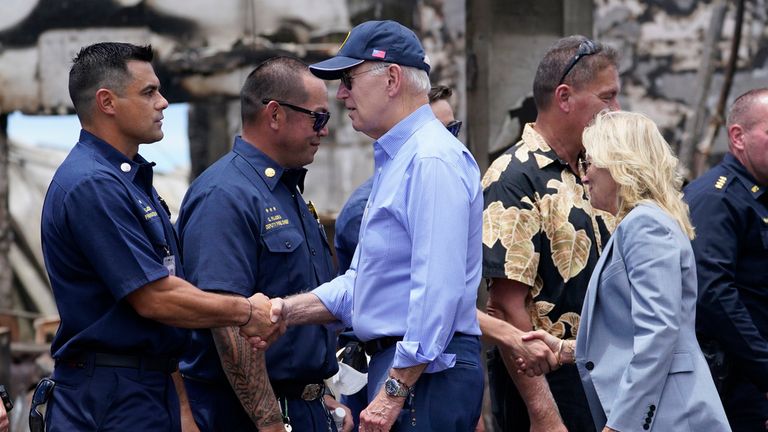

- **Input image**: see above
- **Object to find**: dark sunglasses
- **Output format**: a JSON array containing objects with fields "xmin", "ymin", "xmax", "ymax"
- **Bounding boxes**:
[
  {"xmin": 29, "ymin": 378, "xmax": 55, "ymax": 432},
  {"xmin": 559, "ymin": 39, "xmax": 598, "ymax": 85},
  {"xmin": 340, "ymin": 65, "xmax": 386, "ymax": 90},
  {"xmin": 446, "ymin": 120, "xmax": 462, "ymax": 137},
  {"xmin": 578, "ymin": 157, "xmax": 592, "ymax": 174},
  {"xmin": 261, "ymin": 98, "xmax": 330, "ymax": 132}
]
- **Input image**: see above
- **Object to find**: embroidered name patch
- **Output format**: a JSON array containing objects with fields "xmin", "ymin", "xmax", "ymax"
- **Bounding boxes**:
[
  {"xmin": 138, "ymin": 199, "xmax": 158, "ymax": 220},
  {"xmin": 264, "ymin": 206, "xmax": 290, "ymax": 230}
]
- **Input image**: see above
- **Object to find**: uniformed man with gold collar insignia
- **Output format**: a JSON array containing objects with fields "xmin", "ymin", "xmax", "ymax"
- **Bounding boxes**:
[
  {"xmin": 176, "ymin": 56, "xmax": 350, "ymax": 432},
  {"xmin": 685, "ymin": 87, "xmax": 768, "ymax": 432},
  {"xmin": 39, "ymin": 42, "xmax": 278, "ymax": 432}
]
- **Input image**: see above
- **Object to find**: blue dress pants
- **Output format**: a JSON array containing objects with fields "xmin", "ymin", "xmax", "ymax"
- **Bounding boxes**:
[{"xmin": 367, "ymin": 334, "xmax": 483, "ymax": 431}]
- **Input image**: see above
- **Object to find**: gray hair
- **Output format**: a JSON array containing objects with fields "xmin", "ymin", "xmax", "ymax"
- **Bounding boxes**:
[
  {"xmin": 533, "ymin": 36, "xmax": 619, "ymax": 111},
  {"xmin": 727, "ymin": 87, "xmax": 768, "ymax": 131},
  {"xmin": 370, "ymin": 62, "xmax": 431, "ymax": 96}
]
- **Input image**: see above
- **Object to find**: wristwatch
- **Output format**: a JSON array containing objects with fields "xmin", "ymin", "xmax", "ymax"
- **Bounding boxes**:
[{"xmin": 384, "ymin": 377, "xmax": 410, "ymax": 398}]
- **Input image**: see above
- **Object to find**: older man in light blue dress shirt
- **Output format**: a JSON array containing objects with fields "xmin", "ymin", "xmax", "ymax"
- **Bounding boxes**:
[{"xmin": 264, "ymin": 20, "xmax": 484, "ymax": 432}]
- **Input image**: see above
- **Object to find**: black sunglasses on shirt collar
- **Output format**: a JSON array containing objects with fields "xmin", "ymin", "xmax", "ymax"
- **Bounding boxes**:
[{"xmin": 446, "ymin": 120, "xmax": 462, "ymax": 137}]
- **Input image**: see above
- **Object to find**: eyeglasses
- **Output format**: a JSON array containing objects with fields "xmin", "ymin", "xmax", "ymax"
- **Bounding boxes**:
[
  {"xmin": 340, "ymin": 65, "xmax": 387, "ymax": 90},
  {"xmin": 446, "ymin": 120, "xmax": 462, "ymax": 137},
  {"xmin": 29, "ymin": 378, "xmax": 56, "ymax": 432},
  {"xmin": 578, "ymin": 157, "xmax": 592, "ymax": 174},
  {"xmin": 261, "ymin": 99, "xmax": 330, "ymax": 132},
  {"xmin": 559, "ymin": 39, "xmax": 598, "ymax": 85}
]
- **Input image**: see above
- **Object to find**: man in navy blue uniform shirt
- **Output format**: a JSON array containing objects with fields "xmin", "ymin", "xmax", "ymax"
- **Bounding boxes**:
[
  {"xmin": 685, "ymin": 88, "xmax": 768, "ymax": 432},
  {"xmin": 176, "ymin": 57, "xmax": 349, "ymax": 432},
  {"xmin": 40, "ymin": 42, "xmax": 277, "ymax": 431}
]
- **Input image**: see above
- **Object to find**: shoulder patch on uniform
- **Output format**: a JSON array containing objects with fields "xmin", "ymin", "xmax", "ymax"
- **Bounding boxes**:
[{"xmin": 714, "ymin": 175, "xmax": 727, "ymax": 189}]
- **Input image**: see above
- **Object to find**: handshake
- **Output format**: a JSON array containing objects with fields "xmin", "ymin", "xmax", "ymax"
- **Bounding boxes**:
[
  {"xmin": 237, "ymin": 294, "xmax": 291, "ymax": 349},
  {"xmin": 503, "ymin": 329, "xmax": 575, "ymax": 378}
]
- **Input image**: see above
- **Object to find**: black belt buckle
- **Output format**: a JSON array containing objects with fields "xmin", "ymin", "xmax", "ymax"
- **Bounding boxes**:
[
  {"xmin": 29, "ymin": 378, "xmax": 55, "ymax": 432},
  {"xmin": 300, "ymin": 384, "xmax": 324, "ymax": 401}
]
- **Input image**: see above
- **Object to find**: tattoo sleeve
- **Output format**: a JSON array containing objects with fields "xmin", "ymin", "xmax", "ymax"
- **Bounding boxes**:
[{"xmin": 212, "ymin": 326, "xmax": 283, "ymax": 428}]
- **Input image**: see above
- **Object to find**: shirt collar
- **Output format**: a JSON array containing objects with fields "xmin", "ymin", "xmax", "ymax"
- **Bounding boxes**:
[
  {"xmin": 723, "ymin": 152, "xmax": 766, "ymax": 199},
  {"xmin": 521, "ymin": 123, "xmax": 570, "ymax": 169},
  {"xmin": 280, "ymin": 169, "xmax": 307, "ymax": 193},
  {"xmin": 374, "ymin": 104, "xmax": 436, "ymax": 160},
  {"xmin": 233, "ymin": 136, "xmax": 306, "ymax": 192},
  {"xmin": 78, "ymin": 129, "xmax": 154, "ymax": 182}
]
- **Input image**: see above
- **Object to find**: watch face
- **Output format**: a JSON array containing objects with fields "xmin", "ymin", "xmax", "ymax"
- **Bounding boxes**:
[
  {"xmin": 385, "ymin": 378, "xmax": 408, "ymax": 397},
  {"xmin": 385, "ymin": 378, "xmax": 399, "ymax": 395}
]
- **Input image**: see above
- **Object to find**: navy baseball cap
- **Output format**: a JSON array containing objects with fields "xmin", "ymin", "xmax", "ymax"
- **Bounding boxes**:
[{"xmin": 310, "ymin": 20, "xmax": 431, "ymax": 80}]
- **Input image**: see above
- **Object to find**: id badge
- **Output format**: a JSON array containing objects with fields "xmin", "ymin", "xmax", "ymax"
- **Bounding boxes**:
[{"xmin": 163, "ymin": 255, "xmax": 176, "ymax": 276}]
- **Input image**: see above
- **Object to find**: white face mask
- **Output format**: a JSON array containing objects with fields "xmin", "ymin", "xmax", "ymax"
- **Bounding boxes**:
[{"xmin": 324, "ymin": 352, "xmax": 369, "ymax": 397}]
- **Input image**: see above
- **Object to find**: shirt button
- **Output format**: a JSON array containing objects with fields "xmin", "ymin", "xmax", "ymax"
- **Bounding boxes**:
[
  {"xmin": 284, "ymin": 241, "xmax": 292, "ymax": 249},
  {"xmin": 120, "ymin": 163, "xmax": 131, "ymax": 172},
  {"xmin": 311, "ymin": 248, "xmax": 316, "ymax": 256},
  {"xmin": 585, "ymin": 361, "xmax": 594, "ymax": 370},
  {"xmin": 643, "ymin": 425, "xmax": 650, "ymax": 430}
]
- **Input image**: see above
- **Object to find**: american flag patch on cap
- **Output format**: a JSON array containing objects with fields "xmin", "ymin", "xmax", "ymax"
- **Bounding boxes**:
[{"xmin": 372, "ymin": 49, "xmax": 386, "ymax": 58}]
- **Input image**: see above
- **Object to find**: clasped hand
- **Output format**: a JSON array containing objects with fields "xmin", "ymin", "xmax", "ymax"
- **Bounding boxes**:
[
  {"xmin": 238, "ymin": 295, "xmax": 288, "ymax": 351},
  {"xmin": 513, "ymin": 330, "xmax": 565, "ymax": 377},
  {"xmin": 237, "ymin": 294, "xmax": 286, "ymax": 348}
]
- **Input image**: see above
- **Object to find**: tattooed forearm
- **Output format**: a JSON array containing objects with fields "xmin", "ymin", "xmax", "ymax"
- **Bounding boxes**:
[{"xmin": 212, "ymin": 326, "xmax": 283, "ymax": 428}]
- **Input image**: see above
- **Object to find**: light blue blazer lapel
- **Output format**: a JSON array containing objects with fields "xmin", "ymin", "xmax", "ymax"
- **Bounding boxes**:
[{"xmin": 581, "ymin": 234, "xmax": 616, "ymax": 350}]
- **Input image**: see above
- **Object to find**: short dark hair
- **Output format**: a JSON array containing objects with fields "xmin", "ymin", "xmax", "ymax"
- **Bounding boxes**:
[
  {"xmin": 69, "ymin": 42, "xmax": 154, "ymax": 122},
  {"xmin": 532, "ymin": 36, "xmax": 619, "ymax": 111},
  {"xmin": 727, "ymin": 87, "xmax": 768, "ymax": 131},
  {"xmin": 241, "ymin": 56, "xmax": 311, "ymax": 125},
  {"xmin": 428, "ymin": 84, "xmax": 453, "ymax": 104}
]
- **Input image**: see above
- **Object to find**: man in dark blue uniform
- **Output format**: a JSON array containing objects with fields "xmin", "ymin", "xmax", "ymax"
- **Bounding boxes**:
[
  {"xmin": 40, "ymin": 42, "xmax": 278, "ymax": 431},
  {"xmin": 176, "ymin": 56, "xmax": 349, "ymax": 432},
  {"xmin": 685, "ymin": 87, "xmax": 768, "ymax": 432}
]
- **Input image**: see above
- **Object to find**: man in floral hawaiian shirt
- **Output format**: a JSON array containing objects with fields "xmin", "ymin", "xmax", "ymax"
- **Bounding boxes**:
[{"xmin": 482, "ymin": 36, "xmax": 620, "ymax": 432}]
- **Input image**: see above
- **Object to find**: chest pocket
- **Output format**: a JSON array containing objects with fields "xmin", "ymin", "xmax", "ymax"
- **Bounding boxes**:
[{"xmin": 263, "ymin": 227, "xmax": 306, "ymax": 254}]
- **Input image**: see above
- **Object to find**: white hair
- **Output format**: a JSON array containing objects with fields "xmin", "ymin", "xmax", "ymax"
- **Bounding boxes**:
[{"xmin": 369, "ymin": 62, "xmax": 430, "ymax": 96}]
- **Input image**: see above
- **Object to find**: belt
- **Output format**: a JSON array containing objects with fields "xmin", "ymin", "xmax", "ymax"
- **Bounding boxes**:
[
  {"xmin": 56, "ymin": 352, "xmax": 179, "ymax": 374},
  {"xmin": 271, "ymin": 380, "xmax": 325, "ymax": 401},
  {"xmin": 363, "ymin": 333, "xmax": 471, "ymax": 357},
  {"xmin": 363, "ymin": 336, "xmax": 403, "ymax": 357}
]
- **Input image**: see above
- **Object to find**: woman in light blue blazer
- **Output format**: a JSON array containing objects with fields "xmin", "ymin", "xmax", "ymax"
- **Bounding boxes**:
[{"xmin": 522, "ymin": 111, "xmax": 730, "ymax": 432}]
